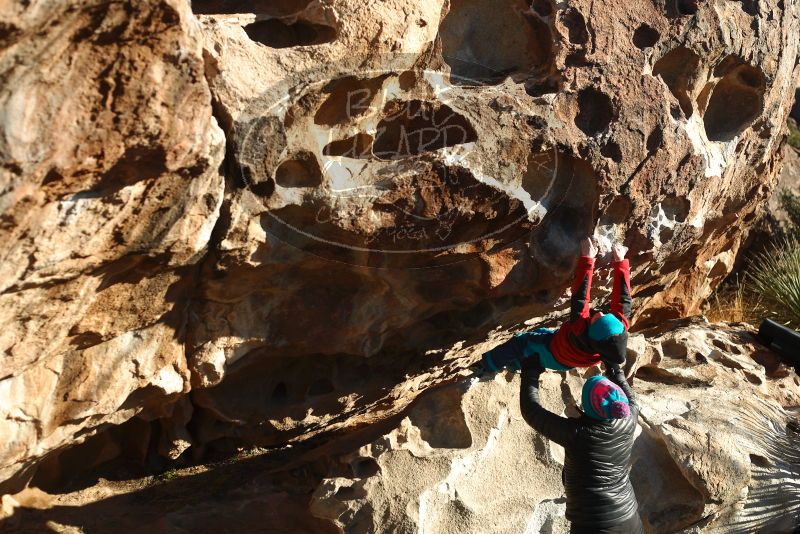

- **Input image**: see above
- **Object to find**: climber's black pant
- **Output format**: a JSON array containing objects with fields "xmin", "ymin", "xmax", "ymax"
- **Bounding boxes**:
[{"xmin": 570, "ymin": 512, "xmax": 644, "ymax": 534}]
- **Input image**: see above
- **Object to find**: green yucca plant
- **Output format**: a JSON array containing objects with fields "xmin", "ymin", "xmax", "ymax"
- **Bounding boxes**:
[
  {"xmin": 707, "ymin": 274, "xmax": 755, "ymax": 324},
  {"xmin": 746, "ymin": 237, "xmax": 800, "ymax": 329},
  {"xmin": 788, "ymin": 118, "xmax": 800, "ymax": 150},
  {"xmin": 779, "ymin": 190, "xmax": 800, "ymax": 234},
  {"xmin": 705, "ymin": 189, "xmax": 800, "ymax": 326}
]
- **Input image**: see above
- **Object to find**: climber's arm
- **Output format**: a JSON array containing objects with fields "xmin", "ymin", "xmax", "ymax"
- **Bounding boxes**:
[
  {"xmin": 570, "ymin": 239, "xmax": 597, "ymax": 322},
  {"xmin": 519, "ymin": 358, "xmax": 578, "ymax": 446},
  {"xmin": 610, "ymin": 244, "xmax": 632, "ymax": 327}
]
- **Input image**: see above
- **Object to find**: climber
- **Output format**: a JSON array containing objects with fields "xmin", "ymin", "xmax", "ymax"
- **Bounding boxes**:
[
  {"xmin": 519, "ymin": 359, "xmax": 643, "ymax": 533},
  {"xmin": 481, "ymin": 237, "xmax": 631, "ymax": 375}
]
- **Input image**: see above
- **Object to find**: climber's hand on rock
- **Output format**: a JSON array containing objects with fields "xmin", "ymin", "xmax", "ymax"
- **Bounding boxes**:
[
  {"xmin": 580, "ymin": 237, "xmax": 598, "ymax": 258},
  {"xmin": 612, "ymin": 243, "xmax": 628, "ymax": 262}
]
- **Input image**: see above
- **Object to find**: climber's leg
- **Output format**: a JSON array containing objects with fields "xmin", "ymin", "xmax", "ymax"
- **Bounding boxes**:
[
  {"xmin": 482, "ymin": 328, "xmax": 573, "ymax": 372},
  {"xmin": 524, "ymin": 329, "xmax": 573, "ymax": 371},
  {"xmin": 482, "ymin": 334, "xmax": 530, "ymax": 372}
]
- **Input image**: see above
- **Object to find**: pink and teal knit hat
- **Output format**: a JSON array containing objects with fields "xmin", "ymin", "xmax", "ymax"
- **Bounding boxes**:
[{"xmin": 581, "ymin": 376, "xmax": 630, "ymax": 420}]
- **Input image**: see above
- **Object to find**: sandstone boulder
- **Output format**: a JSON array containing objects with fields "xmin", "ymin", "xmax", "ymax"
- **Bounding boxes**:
[
  {"xmin": 1, "ymin": 0, "xmax": 800, "ymax": 502},
  {"xmin": 0, "ymin": 0, "xmax": 224, "ymax": 491},
  {"xmin": 186, "ymin": 0, "xmax": 800, "ymax": 456},
  {"xmin": 3, "ymin": 321, "xmax": 796, "ymax": 534},
  {"xmin": 310, "ymin": 320, "xmax": 800, "ymax": 533}
]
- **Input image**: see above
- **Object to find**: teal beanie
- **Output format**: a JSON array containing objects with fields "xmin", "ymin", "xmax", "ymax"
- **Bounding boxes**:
[{"xmin": 588, "ymin": 314, "xmax": 625, "ymax": 341}]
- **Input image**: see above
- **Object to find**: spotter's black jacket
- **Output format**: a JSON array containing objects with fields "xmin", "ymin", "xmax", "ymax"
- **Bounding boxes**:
[{"xmin": 519, "ymin": 360, "xmax": 642, "ymax": 532}]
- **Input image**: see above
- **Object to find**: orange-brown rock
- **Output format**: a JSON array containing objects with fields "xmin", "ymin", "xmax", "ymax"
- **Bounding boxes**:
[
  {"xmin": 1, "ymin": 0, "xmax": 800, "ymax": 516},
  {"xmin": 0, "ymin": 0, "xmax": 224, "ymax": 491},
  {"xmin": 188, "ymin": 0, "xmax": 800, "ymax": 454}
]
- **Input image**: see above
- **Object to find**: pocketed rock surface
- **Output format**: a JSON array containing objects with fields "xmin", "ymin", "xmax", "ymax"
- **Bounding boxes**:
[
  {"xmin": 309, "ymin": 319, "xmax": 800, "ymax": 534},
  {"xmin": 1, "ymin": 0, "xmax": 799, "ymax": 526},
  {"xmin": 0, "ymin": 0, "xmax": 225, "ymax": 491},
  {"xmin": 2, "ymin": 320, "xmax": 798, "ymax": 534}
]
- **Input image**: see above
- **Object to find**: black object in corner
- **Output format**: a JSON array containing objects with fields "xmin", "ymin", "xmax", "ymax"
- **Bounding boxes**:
[{"xmin": 758, "ymin": 319, "xmax": 800, "ymax": 367}]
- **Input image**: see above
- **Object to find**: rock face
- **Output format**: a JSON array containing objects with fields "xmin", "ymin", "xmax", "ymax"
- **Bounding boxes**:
[
  {"xmin": 186, "ymin": 0, "xmax": 800, "ymax": 462},
  {"xmin": 0, "ymin": 0, "xmax": 224, "ymax": 490},
  {"xmin": 310, "ymin": 320, "xmax": 800, "ymax": 533},
  {"xmin": 1, "ymin": 0, "xmax": 800, "ymax": 507},
  {"xmin": 1, "ymin": 320, "xmax": 797, "ymax": 534}
]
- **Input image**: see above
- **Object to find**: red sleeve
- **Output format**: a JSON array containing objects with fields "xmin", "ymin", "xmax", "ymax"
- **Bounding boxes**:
[
  {"xmin": 570, "ymin": 256, "xmax": 595, "ymax": 321},
  {"xmin": 610, "ymin": 258, "xmax": 632, "ymax": 328}
]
